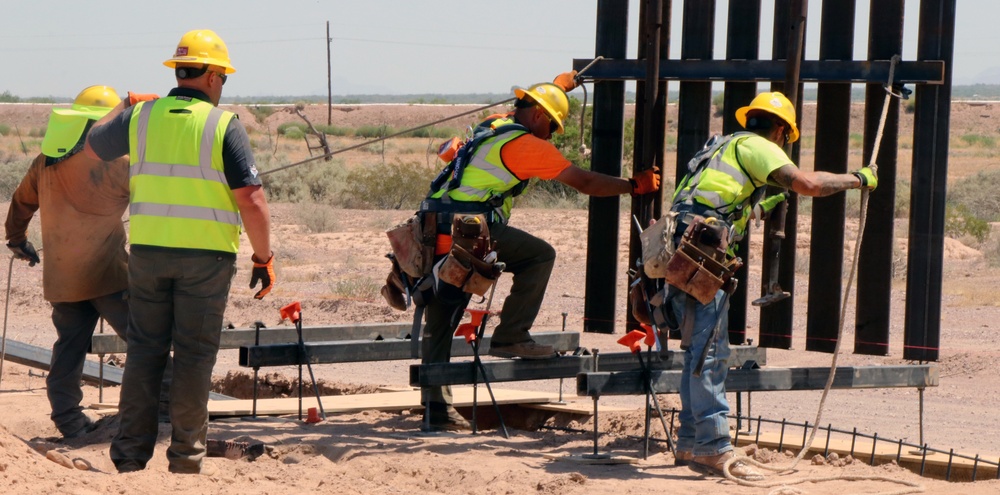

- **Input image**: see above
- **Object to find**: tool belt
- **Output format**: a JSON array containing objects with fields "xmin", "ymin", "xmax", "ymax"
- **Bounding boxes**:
[
  {"xmin": 663, "ymin": 215, "xmax": 742, "ymax": 305},
  {"xmin": 434, "ymin": 213, "xmax": 499, "ymax": 296},
  {"xmin": 385, "ymin": 212, "xmax": 437, "ymax": 279}
]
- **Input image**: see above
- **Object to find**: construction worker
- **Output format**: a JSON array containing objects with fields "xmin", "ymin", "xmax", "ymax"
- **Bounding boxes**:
[
  {"xmin": 3, "ymin": 85, "xmax": 162, "ymax": 439},
  {"xmin": 416, "ymin": 77, "xmax": 661, "ymax": 431},
  {"xmin": 663, "ymin": 91, "xmax": 877, "ymax": 480},
  {"xmin": 84, "ymin": 29, "xmax": 274, "ymax": 475}
]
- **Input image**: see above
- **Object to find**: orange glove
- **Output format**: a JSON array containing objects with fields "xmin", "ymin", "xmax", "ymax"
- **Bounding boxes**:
[
  {"xmin": 553, "ymin": 70, "xmax": 579, "ymax": 92},
  {"xmin": 629, "ymin": 166, "xmax": 661, "ymax": 195},
  {"xmin": 127, "ymin": 91, "xmax": 159, "ymax": 107},
  {"xmin": 250, "ymin": 252, "xmax": 275, "ymax": 299}
]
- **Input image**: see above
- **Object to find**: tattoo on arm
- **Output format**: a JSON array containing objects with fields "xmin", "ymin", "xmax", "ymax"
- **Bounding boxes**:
[{"xmin": 770, "ymin": 166, "xmax": 796, "ymax": 189}]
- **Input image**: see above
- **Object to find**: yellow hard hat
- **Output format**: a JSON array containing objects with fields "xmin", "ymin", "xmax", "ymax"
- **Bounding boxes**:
[
  {"xmin": 735, "ymin": 91, "xmax": 800, "ymax": 144},
  {"xmin": 513, "ymin": 82, "xmax": 569, "ymax": 134},
  {"xmin": 42, "ymin": 85, "xmax": 121, "ymax": 159},
  {"xmin": 164, "ymin": 29, "xmax": 236, "ymax": 74}
]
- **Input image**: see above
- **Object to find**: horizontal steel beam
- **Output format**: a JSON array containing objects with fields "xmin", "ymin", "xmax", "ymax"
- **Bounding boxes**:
[
  {"xmin": 90, "ymin": 322, "xmax": 412, "ymax": 354},
  {"xmin": 577, "ymin": 365, "xmax": 939, "ymax": 397},
  {"xmin": 239, "ymin": 331, "xmax": 581, "ymax": 368},
  {"xmin": 2, "ymin": 338, "xmax": 234, "ymax": 400},
  {"xmin": 573, "ymin": 59, "xmax": 945, "ymax": 84},
  {"xmin": 409, "ymin": 346, "xmax": 765, "ymax": 388}
]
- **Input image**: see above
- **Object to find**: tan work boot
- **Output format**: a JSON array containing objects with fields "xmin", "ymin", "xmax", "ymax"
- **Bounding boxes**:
[
  {"xmin": 673, "ymin": 449, "xmax": 694, "ymax": 466},
  {"xmin": 488, "ymin": 340, "xmax": 556, "ymax": 360},
  {"xmin": 689, "ymin": 450, "xmax": 764, "ymax": 481}
]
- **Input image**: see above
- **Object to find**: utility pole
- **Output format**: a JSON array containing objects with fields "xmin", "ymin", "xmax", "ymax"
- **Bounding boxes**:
[{"xmin": 327, "ymin": 21, "xmax": 332, "ymax": 126}]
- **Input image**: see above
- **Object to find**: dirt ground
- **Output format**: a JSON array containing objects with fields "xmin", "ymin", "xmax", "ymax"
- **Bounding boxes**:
[{"xmin": 1, "ymin": 101, "xmax": 999, "ymax": 494}]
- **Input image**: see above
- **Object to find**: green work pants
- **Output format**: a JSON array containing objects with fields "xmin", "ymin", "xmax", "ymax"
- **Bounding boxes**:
[{"xmin": 421, "ymin": 222, "xmax": 556, "ymax": 405}]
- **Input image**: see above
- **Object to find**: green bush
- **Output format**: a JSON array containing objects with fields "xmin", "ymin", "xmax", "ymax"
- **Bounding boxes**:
[
  {"xmin": 944, "ymin": 203, "xmax": 990, "ymax": 243},
  {"xmin": 329, "ymin": 277, "xmax": 380, "ymax": 300},
  {"xmin": 258, "ymin": 154, "xmax": 348, "ymax": 204},
  {"xmin": 314, "ymin": 124, "xmax": 353, "ymax": 137},
  {"xmin": 355, "ymin": 125, "xmax": 393, "ymax": 138},
  {"xmin": 301, "ymin": 202, "xmax": 339, "ymax": 233},
  {"xmin": 712, "ymin": 92, "xmax": 725, "ymax": 117},
  {"xmin": 341, "ymin": 160, "xmax": 436, "ymax": 209},
  {"xmin": 0, "ymin": 91, "xmax": 20, "ymax": 103},
  {"xmin": 0, "ymin": 156, "xmax": 31, "ymax": 197},
  {"xmin": 277, "ymin": 122, "xmax": 307, "ymax": 136},
  {"xmin": 246, "ymin": 105, "xmax": 275, "ymax": 125},
  {"xmin": 0, "ymin": 124, "xmax": 9, "ymax": 136},
  {"xmin": 403, "ymin": 126, "xmax": 460, "ymax": 139},
  {"xmin": 959, "ymin": 134, "xmax": 996, "ymax": 148},
  {"xmin": 947, "ymin": 170, "xmax": 1000, "ymax": 222}
]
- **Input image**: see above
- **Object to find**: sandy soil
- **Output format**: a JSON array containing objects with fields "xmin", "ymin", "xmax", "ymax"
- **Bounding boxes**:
[{"xmin": 1, "ymin": 102, "xmax": 999, "ymax": 494}]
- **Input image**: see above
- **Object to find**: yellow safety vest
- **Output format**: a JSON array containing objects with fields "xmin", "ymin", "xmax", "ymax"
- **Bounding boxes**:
[
  {"xmin": 429, "ymin": 117, "xmax": 527, "ymax": 222},
  {"xmin": 128, "ymin": 97, "xmax": 241, "ymax": 253}
]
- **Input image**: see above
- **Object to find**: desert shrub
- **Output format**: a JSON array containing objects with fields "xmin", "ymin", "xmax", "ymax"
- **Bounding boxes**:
[
  {"xmin": 277, "ymin": 122, "xmax": 307, "ymax": 137},
  {"xmin": 904, "ymin": 98, "xmax": 916, "ymax": 114},
  {"xmin": 300, "ymin": 202, "xmax": 339, "ymax": 233},
  {"xmin": 314, "ymin": 124, "xmax": 352, "ymax": 137},
  {"xmin": 403, "ymin": 126, "xmax": 460, "ymax": 139},
  {"xmin": 849, "ymin": 133, "xmax": 864, "ymax": 149},
  {"xmin": 515, "ymin": 179, "xmax": 587, "ymax": 209},
  {"xmin": 0, "ymin": 156, "xmax": 31, "ymax": 197},
  {"xmin": 712, "ymin": 92, "xmax": 725, "ymax": 117},
  {"xmin": 947, "ymin": 170, "xmax": 1000, "ymax": 221},
  {"xmin": 959, "ymin": 133, "xmax": 996, "ymax": 149},
  {"xmin": 0, "ymin": 124, "xmax": 9, "ymax": 136},
  {"xmin": 246, "ymin": 105, "xmax": 275, "ymax": 125},
  {"xmin": 258, "ymin": 154, "xmax": 348, "ymax": 203},
  {"xmin": 895, "ymin": 179, "xmax": 911, "ymax": 219},
  {"xmin": 28, "ymin": 127, "xmax": 46, "ymax": 138},
  {"xmin": 355, "ymin": 125, "xmax": 393, "ymax": 138},
  {"xmin": 944, "ymin": 204, "xmax": 990, "ymax": 243},
  {"xmin": 340, "ymin": 160, "xmax": 437, "ymax": 209},
  {"xmin": 329, "ymin": 277, "xmax": 380, "ymax": 300}
]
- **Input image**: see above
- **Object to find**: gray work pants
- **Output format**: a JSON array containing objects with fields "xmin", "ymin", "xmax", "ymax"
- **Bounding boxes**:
[
  {"xmin": 48, "ymin": 292, "xmax": 128, "ymax": 436},
  {"xmin": 110, "ymin": 249, "xmax": 235, "ymax": 474},
  {"xmin": 421, "ymin": 222, "xmax": 556, "ymax": 405}
]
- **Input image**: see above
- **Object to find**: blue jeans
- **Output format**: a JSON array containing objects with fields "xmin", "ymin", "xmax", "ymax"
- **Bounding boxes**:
[{"xmin": 671, "ymin": 289, "xmax": 733, "ymax": 457}]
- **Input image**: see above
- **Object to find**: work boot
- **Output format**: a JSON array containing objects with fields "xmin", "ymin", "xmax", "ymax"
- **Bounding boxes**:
[
  {"xmin": 688, "ymin": 451, "xmax": 765, "ymax": 481},
  {"xmin": 673, "ymin": 449, "xmax": 693, "ymax": 466},
  {"xmin": 422, "ymin": 402, "xmax": 471, "ymax": 432},
  {"xmin": 61, "ymin": 417, "xmax": 97, "ymax": 440},
  {"xmin": 488, "ymin": 340, "xmax": 556, "ymax": 360}
]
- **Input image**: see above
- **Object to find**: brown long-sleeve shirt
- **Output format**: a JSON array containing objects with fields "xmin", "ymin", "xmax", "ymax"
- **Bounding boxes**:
[{"xmin": 5, "ymin": 152, "xmax": 130, "ymax": 302}]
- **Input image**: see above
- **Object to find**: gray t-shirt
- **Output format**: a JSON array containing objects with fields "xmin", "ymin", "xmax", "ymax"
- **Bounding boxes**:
[{"xmin": 87, "ymin": 87, "xmax": 260, "ymax": 189}]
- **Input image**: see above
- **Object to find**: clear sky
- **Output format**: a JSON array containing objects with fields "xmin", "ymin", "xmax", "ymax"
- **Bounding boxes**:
[{"xmin": 1, "ymin": 0, "xmax": 995, "ymax": 99}]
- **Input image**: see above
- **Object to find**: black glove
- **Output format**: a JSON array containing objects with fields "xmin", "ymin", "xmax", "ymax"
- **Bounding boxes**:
[
  {"xmin": 7, "ymin": 240, "xmax": 40, "ymax": 267},
  {"xmin": 249, "ymin": 252, "xmax": 275, "ymax": 299}
]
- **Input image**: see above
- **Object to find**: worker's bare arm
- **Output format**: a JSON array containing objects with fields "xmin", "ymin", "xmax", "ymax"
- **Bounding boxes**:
[
  {"xmin": 554, "ymin": 165, "xmax": 633, "ymax": 197},
  {"xmin": 769, "ymin": 164, "xmax": 860, "ymax": 197}
]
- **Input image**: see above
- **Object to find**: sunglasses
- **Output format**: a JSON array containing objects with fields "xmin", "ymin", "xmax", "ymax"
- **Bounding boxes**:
[
  {"xmin": 536, "ymin": 106, "xmax": 558, "ymax": 134},
  {"xmin": 216, "ymin": 72, "xmax": 228, "ymax": 86}
]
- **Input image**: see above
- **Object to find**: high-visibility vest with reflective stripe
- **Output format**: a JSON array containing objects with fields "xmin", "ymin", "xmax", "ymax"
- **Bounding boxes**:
[
  {"xmin": 128, "ymin": 97, "xmax": 241, "ymax": 253},
  {"xmin": 429, "ymin": 117, "xmax": 526, "ymax": 221},
  {"xmin": 674, "ymin": 133, "xmax": 763, "ymax": 237}
]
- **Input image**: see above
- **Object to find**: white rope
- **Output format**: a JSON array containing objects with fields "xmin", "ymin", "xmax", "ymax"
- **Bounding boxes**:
[{"xmin": 719, "ymin": 55, "xmax": 924, "ymax": 494}]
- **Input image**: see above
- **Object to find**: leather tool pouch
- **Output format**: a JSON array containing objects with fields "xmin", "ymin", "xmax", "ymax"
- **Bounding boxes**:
[
  {"xmin": 663, "ymin": 216, "xmax": 743, "ymax": 305},
  {"xmin": 640, "ymin": 211, "xmax": 679, "ymax": 279},
  {"xmin": 437, "ymin": 244, "xmax": 497, "ymax": 296},
  {"xmin": 386, "ymin": 212, "xmax": 437, "ymax": 279}
]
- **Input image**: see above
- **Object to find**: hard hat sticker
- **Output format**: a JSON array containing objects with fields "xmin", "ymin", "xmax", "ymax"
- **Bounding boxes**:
[
  {"xmin": 770, "ymin": 97, "xmax": 783, "ymax": 108},
  {"xmin": 175, "ymin": 47, "xmax": 189, "ymax": 56}
]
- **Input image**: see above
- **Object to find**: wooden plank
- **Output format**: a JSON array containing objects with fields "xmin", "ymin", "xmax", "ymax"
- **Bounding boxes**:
[{"xmin": 90, "ymin": 322, "xmax": 412, "ymax": 354}]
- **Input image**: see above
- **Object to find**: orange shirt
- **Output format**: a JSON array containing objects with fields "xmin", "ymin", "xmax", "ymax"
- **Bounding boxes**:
[{"xmin": 499, "ymin": 133, "xmax": 572, "ymax": 181}]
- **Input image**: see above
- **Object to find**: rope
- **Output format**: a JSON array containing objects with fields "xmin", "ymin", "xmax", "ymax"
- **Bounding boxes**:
[
  {"xmin": 262, "ymin": 56, "xmax": 607, "ymax": 178},
  {"xmin": 720, "ymin": 55, "xmax": 923, "ymax": 494}
]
